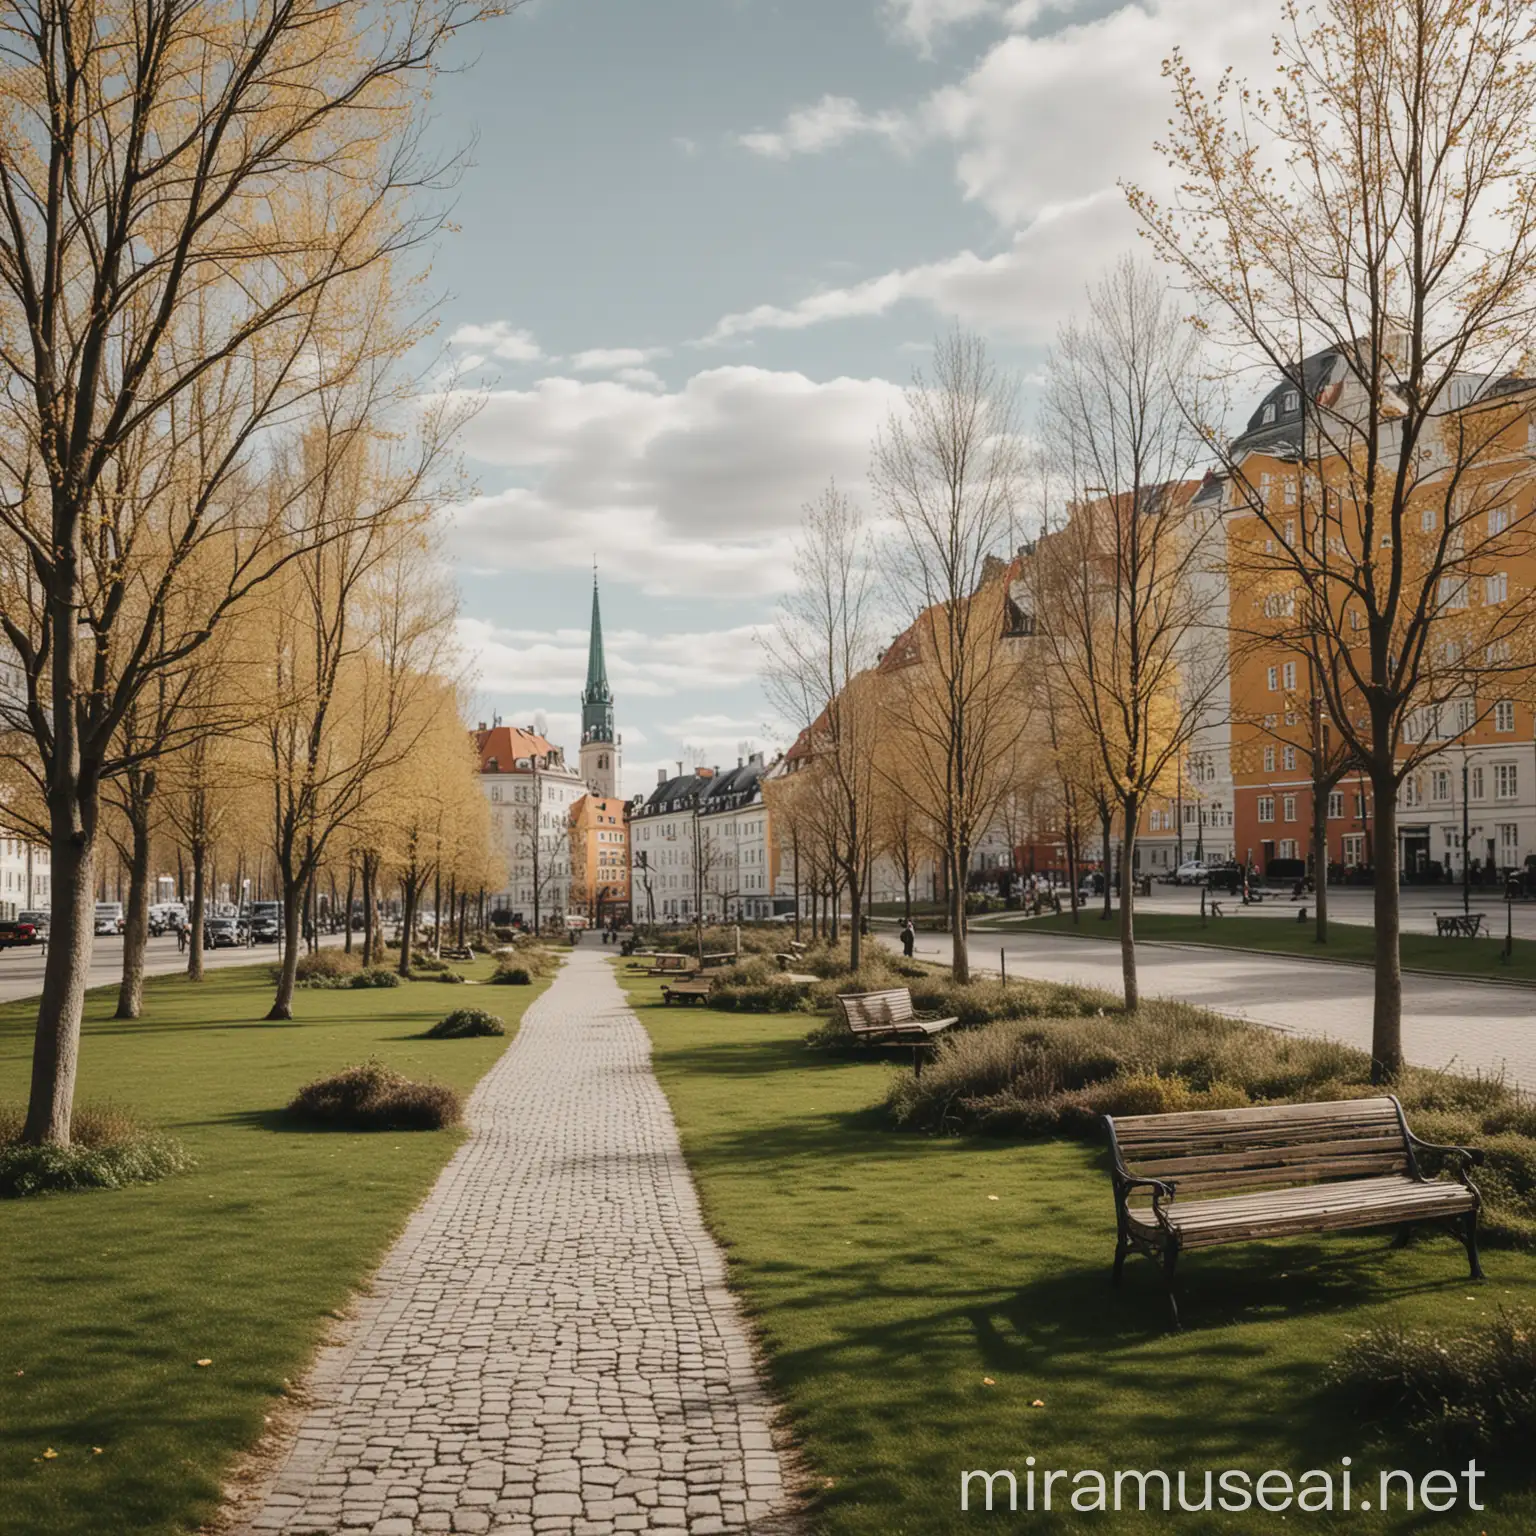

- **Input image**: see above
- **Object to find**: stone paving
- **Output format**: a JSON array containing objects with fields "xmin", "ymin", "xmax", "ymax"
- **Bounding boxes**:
[{"xmin": 237, "ymin": 948, "xmax": 796, "ymax": 1536}]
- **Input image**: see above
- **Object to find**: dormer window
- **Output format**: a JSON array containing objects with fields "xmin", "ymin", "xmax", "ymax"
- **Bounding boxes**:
[
  {"xmin": 1283, "ymin": 390, "xmax": 1300, "ymax": 413},
  {"xmin": 1262, "ymin": 403, "xmax": 1277, "ymax": 424}
]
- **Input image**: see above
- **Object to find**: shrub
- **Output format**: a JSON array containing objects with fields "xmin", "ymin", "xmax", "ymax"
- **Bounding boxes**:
[
  {"xmin": 491, "ymin": 965, "xmax": 532, "ymax": 986},
  {"xmin": 0, "ymin": 1102, "xmax": 195, "ymax": 1198},
  {"xmin": 350, "ymin": 967, "xmax": 401, "ymax": 989},
  {"xmin": 1328, "ymin": 1310, "xmax": 1536, "ymax": 1456},
  {"xmin": 434, "ymin": 971, "xmax": 466, "ymax": 984},
  {"xmin": 425, "ymin": 1008, "xmax": 506, "ymax": 1039},
  {"xmin": 285, "ymin": 1059, "xmax": 461, "ymax": 1131},
  {"xmin": 409, "ymin": 953, "xmax": 450, "ymax": 973},
  {"xmin": 295, "ymin": 948, "xmax": 360, "ymax": 982}
]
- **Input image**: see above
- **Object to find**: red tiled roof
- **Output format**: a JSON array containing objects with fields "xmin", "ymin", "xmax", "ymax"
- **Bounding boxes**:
[{"xmin": 472, "ymin": 724, "xmax": 558, "ymax": 773}]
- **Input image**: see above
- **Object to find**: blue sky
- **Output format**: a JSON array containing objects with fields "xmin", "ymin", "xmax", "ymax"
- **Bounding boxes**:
[{"xmin": 429, "ymin": 0, "xmax": 1274, "ymax": 791}]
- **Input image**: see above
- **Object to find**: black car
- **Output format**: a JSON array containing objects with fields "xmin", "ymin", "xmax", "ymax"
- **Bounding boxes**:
[
  {"xmin": 203, "ymin": 918, "xmax": 239, "ymax": 948},
  {"xmin": 0, "ymin": 918, "xmax": 39, "ymax": 950}
]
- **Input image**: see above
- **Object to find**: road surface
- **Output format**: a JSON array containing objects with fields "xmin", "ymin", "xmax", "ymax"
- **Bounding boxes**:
[
  {"xmin": 898, "ymin": 924, "xmax": 1536, "ymax": 1089},
  {"xmin": 0, "ymin": 931, "xmax": 338, "ymax": 1007}
]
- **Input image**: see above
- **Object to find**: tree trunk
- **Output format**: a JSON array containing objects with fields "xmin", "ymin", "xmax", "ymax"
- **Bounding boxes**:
[
  {"xmin": 1370, "ymin": 772, "xmax": 1403, "ymax": 1082},
  {"xmin": 1065, "ymin": 802, "xmax": 1081, "ymax": 924},
  {"xmin": 1312, "ymin": 787, "xmax": 1330, "ymax": 944},
  {"xmin": 115, "ymin": 796, "xmax": 154, "ymax": 1019},
  {"xmin": 1100, "ymin": 804, "xmax": 1114, "ymax": 920},
  {"xmin": 398, "ymin": 877, "xmax": 418, "ymax": 976},
  {"xmin": 432, "ymin": 865, "xmax": 442, "ymax": 955},
  {"xmin": 361, "ymin": 854, "xmax": 376, "ymax": 967},
  {"xmin": 344, "ymin": 863, "xmax": 356, "ymax": 954},
  {"xmin": 1119, "ymin": 801, "xmax": 1139, "ymax": 1012},
  {"xmin": 268, "ymin": 880, "xmax": 305, "ymax": 1020},
  {"xmin": 949, "ymin": 845, "xmax": 969, "ymax": 983},
  {"xmin": 22, "ymin": 830, "xmax": 97, "ymax": 1145},
  {"xmin": 188, "ymin": 842, "xmax": 207, "ymax": 982}
]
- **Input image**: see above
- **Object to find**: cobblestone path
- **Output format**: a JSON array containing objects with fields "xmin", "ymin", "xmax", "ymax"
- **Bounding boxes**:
[{"xmin": 238, "ymin": 949, "xmax": 795, "ymax": 1536}]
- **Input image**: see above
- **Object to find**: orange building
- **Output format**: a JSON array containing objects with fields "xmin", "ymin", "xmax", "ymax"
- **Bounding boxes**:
[
  {"xmin": 569, "ymin": 793, "xmax": 630, "ymax": 923},
  {"xmin": 1221, "ymin": 350, "xmax": 1536, "ymax": 884}
]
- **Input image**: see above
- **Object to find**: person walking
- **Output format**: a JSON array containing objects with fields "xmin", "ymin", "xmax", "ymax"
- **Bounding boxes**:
[
  {"xmin": 176, "ymin": 918, "xmax": 187, "ymax": 954},
  {"xmin": 899, "ymin": 918, "xmax": 916, "ymax": 959}
]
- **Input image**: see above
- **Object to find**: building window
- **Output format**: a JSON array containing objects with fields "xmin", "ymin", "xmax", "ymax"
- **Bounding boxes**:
[
  {"xmin": 1403, "ymin": 776, "xmax": 1423, "ymax": 809},
  {"xmin": 1496, "ymin": 763, "xmax": 1519, "ymax": 800},
  {"xmin": 1258, "ymin": 796, "xmax": 1275, "ymax": 823},
  {"xmin": 1496, "ymin": 700, "xmax": 1515, "ymax": 732},
  {"xmin": 1263, "ymin": 746, "xmax": 1275, "ymax": 772},
  {"xmin": 1327, "ymin": 791, "xmax": 1344, "ymax": 820},
  {"xmin": 1282, "ymin": 661, "xmax": 1297, "ymax": 690},
  {"xmin": 1282, "ymin": 745, "xmax": 1297, "ymax": 771},
  {"xmin": 1490, "ymin": 505, "xmax": 1510, "ymax": 535},
  {"xmin": 1421, "ymin": 504, "xmax": 1436, "ymax": 531},
  {"xmin": 1431, "ymin": 769, "xmax": 1451, "ymax": 802},
  {"xmin": 1262, "ymin": 403, "xmax": 1277, "ymax": 425},
  {"xmin": 1343, "ymin": 833, "xmax": 1364, "ymax": 867},
  {"xmin": 1266, "ymin": 666, "xmax": 1278, "ymax": 691},
  {"xmin": 1282, "ymin": 794, "xmax": 1297, "ymax": 822},
  {"xmin": 1283, "ymin": 517, "xmax": 1296, "ymax": 542},
  {"xmin": 1278, "ymin": 838, "xmax": 1298, "ymax": 859},
  {"xmin": 1471, "ymin": 765, "xmax": 1485, "ymax": 799},
  {"xmin": 1440, "ymin": 573, "xmax": 1468, "ymax": 609},
  {"xmin": 1486, "ymin": 572, "xmax": 1509, "ymax": 605},
  {"xmin": 1500, "ymin": 824, "xmax": 1520, "ymax": 862}
]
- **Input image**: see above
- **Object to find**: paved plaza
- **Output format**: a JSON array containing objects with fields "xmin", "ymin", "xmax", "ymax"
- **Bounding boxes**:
[{"xmin": 235, "ymin": 949, "xmax": 796, "ymax": 1536}]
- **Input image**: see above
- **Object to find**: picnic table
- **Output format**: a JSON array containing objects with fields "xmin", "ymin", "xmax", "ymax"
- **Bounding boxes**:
[{"xmin": 1434, "ymin": 911, "xmax": 1486, "ymax": 939}]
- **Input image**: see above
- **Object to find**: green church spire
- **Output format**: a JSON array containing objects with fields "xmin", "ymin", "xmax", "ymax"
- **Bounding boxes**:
[{"xmin": 581, "ymin": 572, "xmax": 614, "ymax": 746}]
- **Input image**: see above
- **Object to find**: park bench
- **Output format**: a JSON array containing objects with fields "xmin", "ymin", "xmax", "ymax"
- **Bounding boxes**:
[
  {"xmin": 661, "ymin": 977, "xmax": 713, "ymax": 1005},
  {"xmin": 834, "ymin": 987, "xmax": 958, "ymax": 1077},
  {"xmin": 1105, "ymin": 1097, "xmax": 1484, "ymax": 1328},
  {"xmin": 439, "ymin": 944, "xmax": 474, "ymax": 961},
  {"xmin": 646, "ymin": 954, "xmax": 697, "ymax": 977},
  {"xmin": 1434, "ymin": 911, "xmax": 1486, "ymax": 939},
  {"xmin": 699, "ymin": 951, "xmax": 737, "ymax": 970}
]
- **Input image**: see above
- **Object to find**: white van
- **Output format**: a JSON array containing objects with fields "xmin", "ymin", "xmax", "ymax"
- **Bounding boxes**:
[{"xmin": 93, "ymin": 902, "xmax": 125, "ymax": 936}]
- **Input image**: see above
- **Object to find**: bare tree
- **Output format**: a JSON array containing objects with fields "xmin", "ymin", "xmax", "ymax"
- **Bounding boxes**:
[
  {"xmin": 1131, "ymin": 0, "xmax": 1536, "ymax": 1077},
  {"xmin": 1030, "ymin": 260, "xmax": 1226, "ymax": 1009},
  {"xmin": 0, "ymin": 0, "xmax": 508, "ymax": 1146},
  {"xmin": 764, "ymin": 484, "xmax": 883, "ymax": 969},
  {"xmin": 873, "ymin": 330, "xmax": 1030, "ymax": 981}
]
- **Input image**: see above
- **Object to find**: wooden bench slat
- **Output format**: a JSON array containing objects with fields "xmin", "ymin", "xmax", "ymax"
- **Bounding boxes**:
[
  {"xmin": 1131, "ymin": 1134, "xmax": 1408, "ymax": 1175},
  {"xmin": 1114, "ymin": 1098, "xmax": 1398, "ymax": 1136}
]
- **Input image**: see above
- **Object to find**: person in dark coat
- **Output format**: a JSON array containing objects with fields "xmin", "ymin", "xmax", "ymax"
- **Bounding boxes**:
[{"xmin": 899, "ymin": 919, "xmax": 916, "ymax": 958}]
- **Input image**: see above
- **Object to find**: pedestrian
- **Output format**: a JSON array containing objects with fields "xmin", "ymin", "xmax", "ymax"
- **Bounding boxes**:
[
  {"xmin": 899, "ymin": 918, "xmax": 915, "ymax": 959},
  {"xmin": 176, "ymin": 918, "xmax": 187, "ymax": 953}
]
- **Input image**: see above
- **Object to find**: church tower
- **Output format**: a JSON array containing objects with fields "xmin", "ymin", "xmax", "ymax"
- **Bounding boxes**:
[{"xmin": 580, "ymin": 574, "xmax": 619, "ymax": 798}]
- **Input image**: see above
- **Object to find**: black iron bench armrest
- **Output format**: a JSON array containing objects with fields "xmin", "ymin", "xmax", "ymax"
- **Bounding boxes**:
[{"xmin": 1408, "ymin": 1133, "xmax": 1485, "ymax": 1178}]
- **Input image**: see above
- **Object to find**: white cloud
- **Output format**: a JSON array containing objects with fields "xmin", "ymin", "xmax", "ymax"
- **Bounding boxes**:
[
  {"xmin": 707, "ymin": 0, "xmax": 1276, "ymax": 347},
  {"xmin": 448, "ymin": 321, "xmax": 543, "ymax": 363},
  {"xmin": 568, "ymin": 346, "xmax": 668, "ymax": 372},
  {"xmin": 456, "ymin": 619, "xmax": 767, "ymax": 701},
  {"xmin": 614, "ymin": 367, "xmax": 666, "ymax": 390},
  {"xmin": 884, "ymin": 0, "xmax": 1001, "ymax": 52},
  {"xmin": 929, "ymin": 0, "xmax": 1274, "ymax": 228},
  {"xmin": 704, "ymin": 189, "xmax": 1132, "ymax": 346},
  {"xmin": 738, "ymin": 94, "xmax": 910, "ymax": 159},
  {"xmin": 446, "ymin": 367, "xmax": 904, "ymax": 597}
]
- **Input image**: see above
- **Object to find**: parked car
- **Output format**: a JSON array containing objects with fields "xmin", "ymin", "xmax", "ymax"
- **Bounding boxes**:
[
  {"xmin": 0, "ymin": 917, "xmax": 40, "ymax": 949},
  {"xmin": 1172, "ymin": 859, "xmax": 1210, "ymax": 885},
  {"xmin": 203, "ymin": 917, "xmax": 239, "ymax": 948},
  {"xmin": 93, "ymin": 901, "xmax": 125, "ymax": 936},
  {"xmin": 148, "ymin": 902, "xmax": 187, "ymax": 936},
  {"xmin": 248, "ymin": 901, "xmax": 282, "ymax": 943},
  {"xmin": 17, "ymin": 909, "xmax": 50, "ymax": 941}
]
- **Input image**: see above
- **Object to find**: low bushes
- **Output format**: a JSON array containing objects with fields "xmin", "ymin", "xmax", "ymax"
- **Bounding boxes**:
[
  {"xmin": 285, "ymin": 1059, "xmax": 461, "ymax": 1131},
  {"xmin": 0, "ymin": 1102, "xmax": 195, "ymax": 1198},
  {"xmin": 491, "ymin": 965, "xmax": 532, "ymax": 986},
  {"xmin": 409, "ymin": 953, "xmax": 450, "ymax": 974},
  {"xmin": 350, "ymin": 967, "xmax": 401, "ymax": 989},
  {"xmin": 293, "ymin": 948, "xmax": 360, "ymax": 984},
  {"xmin": 1328, "ymin": 1309, "xmax": 1536, "ymax": 1456},
  {"xmin": 425, "ymin": 1008, "xmax": 505, "ymax": 1039}
]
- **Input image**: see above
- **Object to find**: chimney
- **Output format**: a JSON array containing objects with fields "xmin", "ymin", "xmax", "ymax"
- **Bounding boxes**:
[
  {"xmin": 477, "ymin": 721, "xmax": 487, "ymax": 733},
  {"xmin": 657, "ymin": 768, "xmax": 667, "ymax": 785},
  {"xmin": 737, "ymin": 756, "xmax": 743, "ymax": 769}
]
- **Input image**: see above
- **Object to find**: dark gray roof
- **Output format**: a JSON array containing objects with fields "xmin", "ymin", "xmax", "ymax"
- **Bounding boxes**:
[{"xmin": 1230, "ymin": 349, "xmax": 1342, "ymax": 458}]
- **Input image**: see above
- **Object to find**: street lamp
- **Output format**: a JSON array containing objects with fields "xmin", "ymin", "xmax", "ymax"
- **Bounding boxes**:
[{"xmin": 1462, "ymin": 742, "xmax": 1471, "ymax": 918}]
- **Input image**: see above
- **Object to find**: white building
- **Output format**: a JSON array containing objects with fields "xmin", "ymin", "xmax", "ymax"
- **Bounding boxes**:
[
  {"xmin": 629, "ymin": 754, "xmax": 775, "ymax": 923},
  {"xmin": 474, "ymin": 722, "xmax": 585, "ymax": 927},
  {"xmin": 0, "ymin": 650, "xmax": 49, "ymax": 918}
]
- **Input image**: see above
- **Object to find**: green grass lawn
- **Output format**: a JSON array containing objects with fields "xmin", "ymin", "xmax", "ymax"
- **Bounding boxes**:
[
  {"xmin": 621, "ymin": 967, "xmax": 1536, "ymax": 1534},
  {"xmin": 986, "ymin": 908, "xmax": 1536, "ymax": 983},
  {"xmin": 0, "ymin": 957, "xmax": 548, "ymax": 1536}
]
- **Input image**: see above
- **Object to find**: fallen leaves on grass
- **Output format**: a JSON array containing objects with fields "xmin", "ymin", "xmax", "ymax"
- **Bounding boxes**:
[{"xmin": 195, "ymin": 1359, "xmax": 212, "ymax": 1368}]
